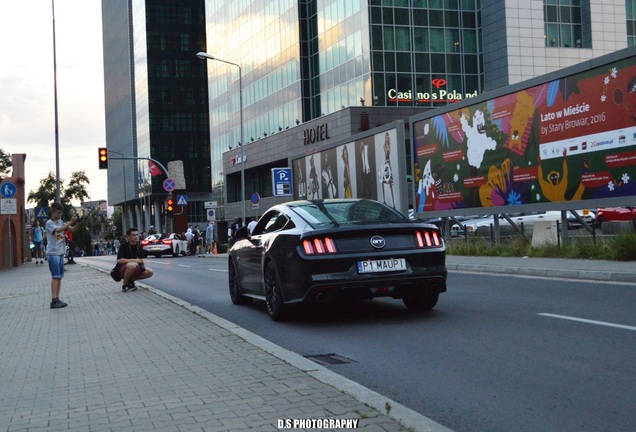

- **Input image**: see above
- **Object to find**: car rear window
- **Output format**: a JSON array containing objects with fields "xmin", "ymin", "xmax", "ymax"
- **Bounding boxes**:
[{"xmin": 292, "ymin": 200, "xmax": 407, "ymax": 226}]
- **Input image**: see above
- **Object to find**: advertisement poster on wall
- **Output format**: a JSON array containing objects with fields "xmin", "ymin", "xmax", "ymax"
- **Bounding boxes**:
[
  {"xmin": 412, "ymin": 53, "xmax": 636, "ymax": 216},
  {"xmin": 292, "ymin": 127, "xmax": 404, "ymax": 213}
]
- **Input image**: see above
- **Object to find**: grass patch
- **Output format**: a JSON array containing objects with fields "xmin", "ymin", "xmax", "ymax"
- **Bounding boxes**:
[{"xmin": 447, "ymin": 232, "xmax": 636, "ymax": 261}]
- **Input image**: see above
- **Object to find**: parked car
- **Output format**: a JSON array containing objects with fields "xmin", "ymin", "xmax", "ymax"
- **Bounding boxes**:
[
  {"xmin": 452, "ymin": 210, "xmax": 594, "ymax": 234},
  {"xmin": 228, "ymin": 199, "xmax": 447, "ymax": 321},
  {"xmin": 595, "ymin": 207, "xmax": 636, "ymax": 227},
  {"xmin": 141, "ymin": 233, "xmax": 188, "ymax": 257}
]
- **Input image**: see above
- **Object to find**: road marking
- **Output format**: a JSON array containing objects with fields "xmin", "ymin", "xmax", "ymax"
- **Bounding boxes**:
[
  {"xmin": 150, "ymin": 261, "xmax": 168, "ymax": 265},
  {"xmin": 208, "ymin": 269, "xmax": 227, "ymax": 273},
  {"xmin": 538, "ymin": 313, "xmax": 636, "ymax": 331},
  {"xmin": 178, "ymin": 264, "xmax": 191, "ymax": 268}
]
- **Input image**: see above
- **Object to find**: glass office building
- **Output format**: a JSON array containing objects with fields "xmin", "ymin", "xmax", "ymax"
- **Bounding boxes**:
[
  {"xmin": 102, "ymin": 0, "xmax": 211, "ymax": 232},
  {"xmin": 104, "ymin": 0, "xmax": 632, "ymax": 226},
  {"xmin": 203, "ymin": 0, "xmax": 483, "ymax": 208}
]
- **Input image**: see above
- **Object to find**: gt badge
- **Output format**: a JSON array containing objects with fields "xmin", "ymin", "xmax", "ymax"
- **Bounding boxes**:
[{"xmin": 370, "ymin": 235, "xmax": 386, "ymax": 249}]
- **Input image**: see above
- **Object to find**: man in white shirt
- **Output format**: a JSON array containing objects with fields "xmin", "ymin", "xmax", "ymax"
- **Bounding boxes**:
[{"xmin": 247, "ymin": 218, "xmax": 258, "ymax": 234}]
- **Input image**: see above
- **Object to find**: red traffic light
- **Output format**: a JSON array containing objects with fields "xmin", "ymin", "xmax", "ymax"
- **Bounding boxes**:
[{"xmin": 98, "ymin": 147, "xmax": 108, "ymax": 169}]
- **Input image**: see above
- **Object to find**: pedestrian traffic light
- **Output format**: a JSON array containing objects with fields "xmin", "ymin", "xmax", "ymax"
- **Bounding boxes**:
[
  {"xmin": 166, "ymin": 198, "xmax": 174, "ymax": 217},
  {"xmin": 98, "ymin": 147, "xmax": 108, "ymax": 169}
]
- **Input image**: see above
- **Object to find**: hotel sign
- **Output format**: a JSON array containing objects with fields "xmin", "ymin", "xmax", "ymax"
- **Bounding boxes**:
[{"xmin": 303, "ymin": 123, "xmax": 330, "ymax": 145}]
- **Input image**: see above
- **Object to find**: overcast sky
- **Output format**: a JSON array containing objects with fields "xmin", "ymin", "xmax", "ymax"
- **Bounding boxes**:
[{"xmin": 0, "ymin": 0, "xmax": 108, "ymax": 206}]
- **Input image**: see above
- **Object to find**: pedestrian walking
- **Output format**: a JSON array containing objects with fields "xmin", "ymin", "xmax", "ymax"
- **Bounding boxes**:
[
  {"xmin": 32, "ymin": 220, "xmax": 45, "ymax": 264},
  {"xmin": 45, "ymin": 203, "xmax": 79, "ymax": 309},
  {"xmin": 205, "ymin": 221, "xmax": 214, "ymax": 254}
]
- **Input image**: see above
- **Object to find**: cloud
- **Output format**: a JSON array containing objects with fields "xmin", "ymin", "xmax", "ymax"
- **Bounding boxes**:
[{"xmin": 0, "ymin": 0, "xmax": 108, "ymax": 205}]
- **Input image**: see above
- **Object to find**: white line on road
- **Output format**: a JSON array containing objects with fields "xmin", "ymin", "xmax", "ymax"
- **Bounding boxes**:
[
  {"xmin": 538, "ymin": 313, "xmax": 636, "ymax": 331},
  {"xmin": 178, "ymin": 264, "xmax": 191, "ymax": 268},
  {"xmin": 208, "ymin": 269, "xmax": 227, "ymax": 273}
]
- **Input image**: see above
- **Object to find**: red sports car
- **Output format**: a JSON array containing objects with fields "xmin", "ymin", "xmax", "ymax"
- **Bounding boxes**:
[{"xmin": 595, "ymin": 207, "xmax": 636, "ymax": 227}]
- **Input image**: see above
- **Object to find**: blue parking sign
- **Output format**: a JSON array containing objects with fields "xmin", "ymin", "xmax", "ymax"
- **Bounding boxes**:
[{"xmin": 272, "ymin": 168, "xmax": 292, "ymax": 196}]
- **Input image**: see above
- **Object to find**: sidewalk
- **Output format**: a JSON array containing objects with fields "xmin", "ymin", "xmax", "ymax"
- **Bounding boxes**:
[
  {"xmin": 0, "ymin": 263, "xmax": 449, "ymax": 432},
  {"xmin": 445, "ymin": 255, "xmax": 636, "ymax": 283}
]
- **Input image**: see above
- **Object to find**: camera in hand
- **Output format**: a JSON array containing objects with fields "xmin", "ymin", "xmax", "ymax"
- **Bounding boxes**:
[
  {"xmin": 74, "ymin": 214, "xmax": 82, "ymax": 222},
  {"xmin": 139, "ymin": 262, "xmax": 146, "ymax": 272}
]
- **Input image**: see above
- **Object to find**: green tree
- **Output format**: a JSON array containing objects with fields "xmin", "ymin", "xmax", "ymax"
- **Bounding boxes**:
[
  {"xmin": 28, "ymin": 171, "xmax": 91, "ymax": 219},
  {"xmin": 0, "ymin": 148, "xmax": 12, "ymax": 178}
]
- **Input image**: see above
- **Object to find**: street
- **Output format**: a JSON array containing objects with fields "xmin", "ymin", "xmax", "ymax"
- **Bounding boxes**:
[{"xmin": 80, "ymin": 255, "xmax": 636, "ymax": 432}]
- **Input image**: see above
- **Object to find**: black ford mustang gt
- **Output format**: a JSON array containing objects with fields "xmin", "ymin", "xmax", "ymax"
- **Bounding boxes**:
[{"xmin": 228, "ymin": 199, "xmax": 447, "ymax": 321}]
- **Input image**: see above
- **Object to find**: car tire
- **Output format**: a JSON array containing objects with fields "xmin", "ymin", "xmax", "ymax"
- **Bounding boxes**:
[
  {"xmin": 264, "ymin": 261, "xmax": 288, "ymax": 321},
  {"xmin": 229, "ymin": 260, "xmax": 252, "ymax": 305},
  {"xmin": 403, "ymin": 292, "xmax": 439, "ymax": 311},
  {"xmin": 172, "ymin": 245, "xmax": 179, "ymax": 257}
]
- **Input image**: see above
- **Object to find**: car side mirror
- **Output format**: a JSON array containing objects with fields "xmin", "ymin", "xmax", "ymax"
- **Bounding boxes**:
[{"xmin": 234, "ymin": 226, "xmax": 249, "ymax": 240}]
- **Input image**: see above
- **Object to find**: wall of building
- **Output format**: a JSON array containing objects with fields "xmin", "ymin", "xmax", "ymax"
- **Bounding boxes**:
[
  {"xmin": 0, "ymin": 154, "xmax": 28, "ymax": 270},
  {"xmin": 483, "ymin": 0, "xmax": 629, "ymax": 90},
  {"xmin": 222, "ymin": 106, "xmax": 425, "ymax": 224}
]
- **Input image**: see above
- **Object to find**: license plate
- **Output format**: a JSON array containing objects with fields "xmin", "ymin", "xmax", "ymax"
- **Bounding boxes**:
[
  {"xmin": 150, "ymin": 246, "xmax": 162, "ymax": 250},
  {"xmin": 357, "ymin": 258, "xmax": 407, "ymax": 274}
]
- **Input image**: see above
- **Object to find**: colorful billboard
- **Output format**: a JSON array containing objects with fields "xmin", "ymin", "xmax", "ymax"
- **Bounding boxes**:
[
  {"xmin": 412, "ymin": 52, "xmax": 636, "ymax": 216},
  {"xmin": 292, "ymin": 126, "xmax": 407, "ymax": 214}
]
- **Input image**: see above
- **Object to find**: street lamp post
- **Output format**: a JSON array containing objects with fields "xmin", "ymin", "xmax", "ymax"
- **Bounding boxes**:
[
  {"xmin": 196, "ymin": 51, "xmax": 246, "ymax": 226},
  {"xmin": 51, "ymin": 0, "xmax": 61, "ymax": 203}
]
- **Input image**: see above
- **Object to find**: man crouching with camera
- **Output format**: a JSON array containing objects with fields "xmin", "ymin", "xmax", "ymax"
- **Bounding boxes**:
[{"xmin": 116, "ymin": 227, "xmax": 154, "ymax": 292}]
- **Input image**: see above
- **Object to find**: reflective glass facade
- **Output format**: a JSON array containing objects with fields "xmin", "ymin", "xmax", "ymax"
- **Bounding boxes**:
[
  {"xmin": 203, "ymin": 0, "xmax": 483, "ymax": 205},
  {"xmin": 133, "ymin": 0, "xmax": 211, "ymax": 196},
  {"xmin": 203, "ymin": 0, "xmax": 302, "ymax": 199},
  {"xmin": 103, "ymin": 0, "xmax": 211, "ymax": 231}
]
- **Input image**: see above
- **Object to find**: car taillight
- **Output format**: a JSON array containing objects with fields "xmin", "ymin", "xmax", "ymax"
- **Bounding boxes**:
[
  {"xmin": 162, "ymin": 239, "xmax": 172, "ymax": 245},
  {"xmin": 415, "ymin": 230, "xmax": 442, "ymax": 247},
  {"xmin": 302, "ymin": 237, "xmax": 337, "ymax": 255},
  {"xmin": 141, "ymin": 240, "xmax": 149, "ymax": 246}
]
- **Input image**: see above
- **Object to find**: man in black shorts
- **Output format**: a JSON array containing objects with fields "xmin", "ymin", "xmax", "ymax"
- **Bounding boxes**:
[{"xmin": 116, "ymin": 227, "xmax": 154, "ymax": 292}]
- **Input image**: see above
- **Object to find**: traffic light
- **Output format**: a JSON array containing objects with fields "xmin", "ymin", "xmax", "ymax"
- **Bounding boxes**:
[
  {"xmin": 98, "ymin": 147, "xmax": 108, "ymax": 169},
  {"xmin": 166, "ymin": 197, "xmax": 174, "ymax": 217}
]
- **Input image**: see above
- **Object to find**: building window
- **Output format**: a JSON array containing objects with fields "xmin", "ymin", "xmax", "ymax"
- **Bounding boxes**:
[
  {"xmin": 627, "ymin": 0, "xmax": 636, "ymax": 46},
  {"xmin": 544, "ymin": 0, "xmax": 584, "ymax": 48}
]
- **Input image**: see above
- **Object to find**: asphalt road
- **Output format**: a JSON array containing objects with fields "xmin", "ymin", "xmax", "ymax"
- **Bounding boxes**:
[{"xmin": 80, "ymin": 255, "xmax": 636, "ymax": 432}]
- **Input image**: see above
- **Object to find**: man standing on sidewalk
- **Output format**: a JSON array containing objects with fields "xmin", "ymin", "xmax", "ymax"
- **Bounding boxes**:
[
  {"xmin": 117, "ymin": 227, "xmax": 154, "ymax": 292},
  {"xmin": 45, "ymin": 203, "xmax": 79, "ymax": 309},
  {"xmin": 32, "ymin": 220, "xmax": 45, "ymax": 264},
  {"xmin": 205, "ymin": 220, "xmax": 214, "ymax": 254}
]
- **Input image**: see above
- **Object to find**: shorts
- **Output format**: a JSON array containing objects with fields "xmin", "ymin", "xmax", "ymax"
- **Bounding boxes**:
[
  {"xmin": 47, "ymin": 255, "xmax": 65, "ymax": 279},
  {"xmin": 34, "ymin": 241, "xmax": 43, "ymax": 251},
  {"xmin": 206, "ymin": 237, "xmax": 214, "ymax": 246},
  {"xmin": 120, "ymin": 263, "xmax": 143, "ymax": 279}
]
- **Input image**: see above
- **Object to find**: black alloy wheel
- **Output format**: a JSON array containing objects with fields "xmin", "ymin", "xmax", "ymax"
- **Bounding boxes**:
[
  {"xmin": 264, "ymin": 261, "xmax": 287, "ymax": 321},
  {"xmin": 228, "ymin": 260, "xmax": 251, "ymax": 305}
]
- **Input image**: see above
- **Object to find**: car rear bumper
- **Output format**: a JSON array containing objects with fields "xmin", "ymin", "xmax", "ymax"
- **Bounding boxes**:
[
  {"xmin": 143, "ymin": 245, "xmax": 170, "ymax": 254},
  {"xmin": 298, "ymin": 273, "xmax": 447, "ymax": 304},
  {"xmin": 278, "ymin": 252, "xmax": 447, "ymax": 304}
]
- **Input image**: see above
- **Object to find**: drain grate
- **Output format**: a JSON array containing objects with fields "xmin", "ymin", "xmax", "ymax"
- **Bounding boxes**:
[{"xmin": 305, "ymin": 353, "xmax": 354, "ymax": 366}]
